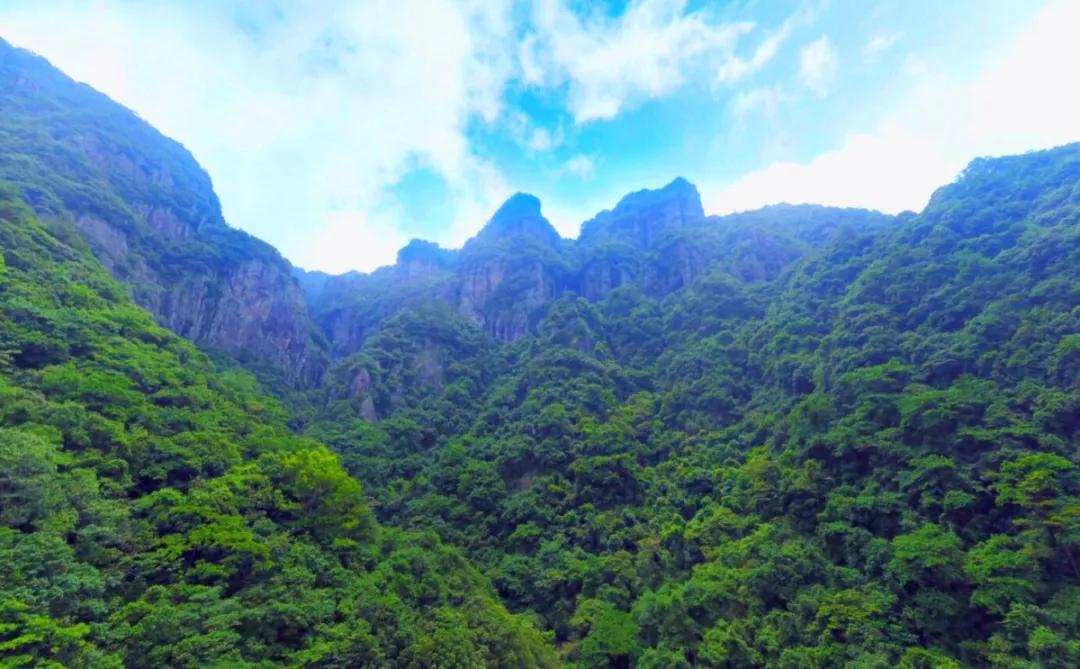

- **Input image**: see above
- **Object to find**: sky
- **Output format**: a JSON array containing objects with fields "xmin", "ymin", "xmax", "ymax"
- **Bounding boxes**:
[{"xmin": 1, "ymin": 0, "xmax": 1077, "ymax": 273}]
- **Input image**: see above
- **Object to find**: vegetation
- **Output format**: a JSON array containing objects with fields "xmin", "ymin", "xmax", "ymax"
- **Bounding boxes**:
[
  {"xmin": 303, "ymin": 144, "xmax": 1080, "ymax": 667},
  {"xmin": 0, "ymin": 186, "xmax": 555, "ymax": 667},
  {"xmin": 2, "ymin": 32, "xmax": 1079, "ymax": 669}
]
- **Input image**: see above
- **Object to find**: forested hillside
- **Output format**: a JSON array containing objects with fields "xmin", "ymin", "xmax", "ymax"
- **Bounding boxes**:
[
  {"xmin": 0, "ymin": 186, "xmax": 554, "ymax": 666},
  {"xmin": 303, "ymin": 144, "xmax": 1080, "ymax": 667},
  {"xmin": 1, "ymin": 34, "xmax": 1078, "ymax": 669}
]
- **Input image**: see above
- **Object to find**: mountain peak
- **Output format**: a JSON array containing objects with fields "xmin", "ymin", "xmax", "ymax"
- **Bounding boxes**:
[
  {"xmin": 396, "ymin": 238, "xmax": 454, "ymax": 278},
  {"xmin": 469, "ymin": 192, "xmax": 560, "ymax": 247},
  {"xmin": 613, "ymin": 177, "xmax": 704, "ymax": 219},
  {"xmin": 580, "ymin": 177, "xmax": 705, "ymax": 246},
  {"xmin": 493, "ymin": 192, "xmax": 542, "ymax": 220}
]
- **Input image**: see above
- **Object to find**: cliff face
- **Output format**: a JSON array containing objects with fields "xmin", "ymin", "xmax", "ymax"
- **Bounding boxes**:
[
  {"xmin": 579, "ymin": 177, "xmax": 705, "ymax": 248},
  {"xmin": 304, "ymin": 193, "xmax": 573, "ymax": 350},
  {"xmin": 456, "ymin": 193, "xmax": 569, "ymax": 341},
  {"xmin": 0, "ymin": 38, "xmax": 327, "ymax": 385},
  {"xmin": 305, "ymin": 180, "xmax": 897, "ymax": 362}
]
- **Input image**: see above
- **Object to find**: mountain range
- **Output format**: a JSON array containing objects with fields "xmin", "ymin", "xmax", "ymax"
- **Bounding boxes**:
[{"xmin": 1, "ymin": 35, "xmax": 1078, "ymax": 668}]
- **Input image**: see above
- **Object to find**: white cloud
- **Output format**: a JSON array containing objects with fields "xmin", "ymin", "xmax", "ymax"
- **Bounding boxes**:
[
  {"xmin": 508, "ymin": 111, "xmax": 564, "ymax": 152},
  {"xmin": 715, "ymin": 17, "xmax": 794, "ymax": 85},
  {"xmin": 731, "ymin": 86, "xmax": 788, "ymax": 120},
  {"xmin": 0, "ymin": 0, "xmax": 517, "ymax": 273},
  {"xmin": 521, "ymin": 0, "xmax": 790, "ymax": 123},
  {"xmin": 705, "ymin": 0, "xmax": 1080, "ymax": 216},
  {"xmin": 799, "ymin": 37, "xmax": 838, "ymax": 96},
  {"xmin": 563, "ymin": 153, "xmax": 596, "ymax": 180},
  {"xmin": 862, "ymin": 33, "xmax": 900, "ymax": 58},
  {"xmin": 528, "ymin": 128, "xmax": 557, "ymax": 152},
  {"xmin": 298, "ymin": 210, "xmax": 410, "ymax": 276},
  {"xmin": 706, "ymin": 126, "xmax": 951, "ymax": 213}
]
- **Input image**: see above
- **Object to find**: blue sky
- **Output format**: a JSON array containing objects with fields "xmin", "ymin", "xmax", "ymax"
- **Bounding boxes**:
[{"xmin": 1, "ymin": 0, "xmax": 1077, "ymax": 273}]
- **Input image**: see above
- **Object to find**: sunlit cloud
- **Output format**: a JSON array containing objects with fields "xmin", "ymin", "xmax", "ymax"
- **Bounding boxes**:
[
  {"xmin": 563, "ymin": 153, "xmax": 597, "ymax": 180},
  {"xmin": 731, "ymin": 86, "xmax": 789, "ymax": 120},
  {"xmin": 798, "ymin": 36, "xmax": 838, "ymax": 96},
  {"xmin": 862, "ymin": 32, "xmax": 901, "ymax": 58},
  {"xmin": 705, "ymin": 0, "xmax": 1080, "ymax": 216},
  {"xmin": 520, "ymin": 0, "xmax": 793, "ymax": 122}
]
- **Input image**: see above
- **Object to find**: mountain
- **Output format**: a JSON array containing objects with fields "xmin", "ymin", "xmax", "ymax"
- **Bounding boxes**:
[
  {"xmin": 302, "ymin": 180, "xmax": 894, "ymax": 358},
  {"xmin": 0, "ymin": 37, "xmax": 327, "ymax": 386},
  {"xmin": 303, "ymin": 143, "xmax": 1080, "ymax": 667},
  {"xmin": 2, "ymin": 35, "xmax": 1080, "ymax": 668}
]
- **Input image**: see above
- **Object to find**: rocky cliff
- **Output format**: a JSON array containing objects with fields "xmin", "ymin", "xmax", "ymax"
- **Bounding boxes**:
[
  {"xmin": 0, "ymin": 37, "xmax": 327, "ymax": 385},
  {"xmin": 303, "ymin": 179, "xmax": 896, "ymax": 362}
]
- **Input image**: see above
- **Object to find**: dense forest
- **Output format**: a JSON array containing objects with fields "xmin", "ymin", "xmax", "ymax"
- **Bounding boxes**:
[{"xmin": 2, "ymin": 36, "xmax": 1080, "ymax": 668}]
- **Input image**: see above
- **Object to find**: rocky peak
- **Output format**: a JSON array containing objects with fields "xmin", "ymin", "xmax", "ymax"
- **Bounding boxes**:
[
  {"xmin": 468, "ymin": 193, "xmax": 560, "ymax": 248},
  {"xmin": 580, "ymin": 177, "xmax": 705, "ymax": 248},
  {"xmin": 396, "ymin": 239, "xmax": 454, "ymax": 278}
]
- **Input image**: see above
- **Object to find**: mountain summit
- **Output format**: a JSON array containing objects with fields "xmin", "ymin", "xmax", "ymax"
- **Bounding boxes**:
[
  {"xmin": 580, "ymin": 176, "xmax": 706, "ymax": 247},
  {"xmin": 469, "ymin": 192, "xmax": 560, "ymax": 247}
]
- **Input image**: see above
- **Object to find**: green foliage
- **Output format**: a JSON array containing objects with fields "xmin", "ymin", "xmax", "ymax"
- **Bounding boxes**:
[
  {"xmin": 297, "ymin": 143, "xmax": 1080, "ymax": 667},
  {"xmin": 0, "ymin": 187, "xmax": 555, "ymax": 666},
  {"xmin": 5, "ymin": 38, "xmax": 1080, "ymax": 666}
]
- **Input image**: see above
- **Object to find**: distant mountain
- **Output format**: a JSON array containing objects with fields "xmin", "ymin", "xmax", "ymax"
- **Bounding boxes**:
[
  {"xmin": 300, "ymin": 179, "xmax": 894, "ymax": 359},
  {"xmin": 0, "ymin": 36, "xmax": 895, "ymax": 391},
  {"xmin": 302, "ymin": 143, "xmax": 1080, "ymax": 667}
]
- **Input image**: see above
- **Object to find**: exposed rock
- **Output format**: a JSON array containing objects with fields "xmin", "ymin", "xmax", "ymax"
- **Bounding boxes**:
[
  {"xmin": 580, "ymin": 258, "xmax": 634, "ymax": 301},
  {"xmin": 397, "ymin": 239, "xmax": 453, "ymax": 279},
  {"xmin": 350, "ymin": 368, "xmax": 373, "ymax": 395},
  {"xmin": 133, "ymin": 204, "xmax": 190, "ymax": 242},
  {"xmin": 469, "ymin": 193, "xmax": 560, "ymax": 248},
  {"xmin": 458, "ymin": 258, "xmax": 508, "ymax": 324},
  {"xmin": 75, "ymin": 214, "xmax": 129, "ymax": 269},
  {"xmin": 649, "ymin": 238, "xmax": 707, "ymax": 293},
  {"xmin": 580, "ymin": 177, "xmax": 705, "ymax": 248},
  {"xmin": 358, "ymin": 396, "xmax": 378, "ymax": 422}
]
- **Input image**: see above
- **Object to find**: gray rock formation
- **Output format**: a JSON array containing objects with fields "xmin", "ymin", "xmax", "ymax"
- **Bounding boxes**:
[{"xmin": 303, "ymin": 178, "xmax": 896, "ymax": 359}]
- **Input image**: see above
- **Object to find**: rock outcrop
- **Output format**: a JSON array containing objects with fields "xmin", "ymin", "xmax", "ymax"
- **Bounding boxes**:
[
  {"xmin": 305, "ymin": 179, "xmax": 896, "ymax": 357},
  {"xmin": 579, "ymin": 177, "xmax": 705, "ymax": 248},
  {"xmin": 468, "ymin": 193, "xmax": 560, "ymax": 248}
]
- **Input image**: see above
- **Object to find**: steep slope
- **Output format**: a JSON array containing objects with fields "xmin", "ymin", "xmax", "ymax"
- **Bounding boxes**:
[
  {"xmin": 0, "ymin": 185, "xmax": 555, "ymax": 667},
  {"xmin": 305, "ymin": 143, "xmax": 1080, "ymax": 667},
  {"xmin": 0, "ymin": 37, "xmax": 326, "ymax": 386}
]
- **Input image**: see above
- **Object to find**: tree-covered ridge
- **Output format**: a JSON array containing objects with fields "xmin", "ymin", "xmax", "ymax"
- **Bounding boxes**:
[
  {"xmin": 0, "ymin": 185, "xmax": 555, "ymax": 668},
  {"xmin": 306, "ymin": 144, "xmax": 1080, "ymax": 667}
]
